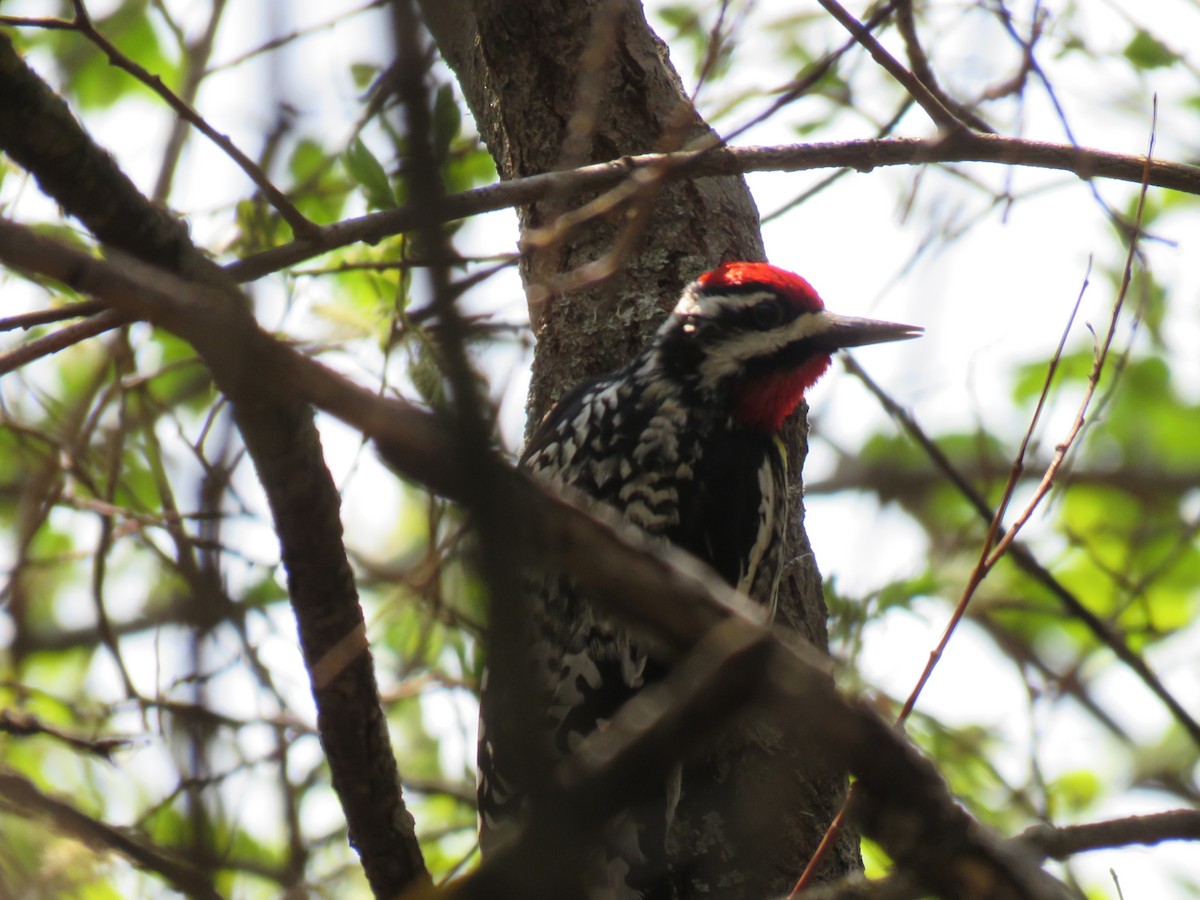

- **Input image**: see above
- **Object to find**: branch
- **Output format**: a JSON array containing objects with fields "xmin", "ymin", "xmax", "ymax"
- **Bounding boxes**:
[
  {"xmin": 0, "ymin": 308, "xmax": 131, "ymax": 375},
  {"xmin": 0, "ymin": 299, "xmax": 108, "ymax": 331},
  {"xmin": 814, "ymin": 0, "xmax": 969, "ymax": 132},
  {"xmin": 54, "ymin": 2, "xmax": 317, "ymax": 237},
  {"xmin": 892, "ymin": 0, "xmax": 993, "ymax": 132},
  {"xmin": 806, "ymin": 458, "xmax": 1200, "ymax": 503},
  {"xmin": 846, "ymin": 362, "xmax": 1200, "ymax": 749},
  {"xmin": 0, "ymin": 767, "xmax": 222, "ymax": 898},
  {"xmin": 0, "ymin": 708, "xmax": 132, "ymax": 760},
  {"xmin": 784, "ymin": 809, "xmax": 1200, "ymax": 899},
  {"xmin": 227, "ymin": 134, "xmax": 1200, "ymax": 282},
  {"xmin": 0, "ymin": 36, "xmax": 428, "ymax": 898},
  {"xmin": 0, "ymin": 219, "xmax": 1074, "ymax": 900},
  {"xmin": 1023, "ymin": 809, "xmax": 1200, "ymax": 860}
]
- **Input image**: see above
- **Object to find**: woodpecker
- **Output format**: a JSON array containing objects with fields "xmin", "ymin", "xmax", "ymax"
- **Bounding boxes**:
[{"xmin": 478, "ymin": 262, "xmax": 920, "ymax": 896}]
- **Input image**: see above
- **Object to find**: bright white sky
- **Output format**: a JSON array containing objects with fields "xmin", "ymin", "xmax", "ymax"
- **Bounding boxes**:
[{"xmin": 3, "ymin": 0, "xmax": 1199, "ymax": 895}]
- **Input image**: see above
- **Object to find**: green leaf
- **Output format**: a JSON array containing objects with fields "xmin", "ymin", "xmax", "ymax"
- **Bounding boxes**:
[
  {"xmin": 350, "ymin": 62, "xmax": 380, "ymax": 91},
  {"xmin": 1123, "ymin": 29, "xmax": 1178, "ymax": 71},
  {"xmin": 657, "ymin": 4, "xmax": 700, "ymax": 31},
  {"xmin": 66, "ymin": 10, "xmax": 178, "ymax": 109},
  {"xmin": 345, "ymin": 137, "xmax": 397, "ymax": 210},
  {"xmin": 1102, "ymin": 356, "xmax": 1200, "ymax": 468},
  {"xmin": 284, "ymin": 139, "xmax": 347, "ymax": 224},
  {"xmin": 432, "ymin": 83, "xmax": 461, "ymax": 158},
  {"xmin": 409, "ymin": 339, "xmax": 447, "ymax": 409},
  {"xmin": 1049, "ymin": 769, "xmax": 1102, "ymax": 814},
  {"xmin": 859, "ymin": 835, "xmax": 893, "ymax": 879},
  {"xmin": 1010, "ymin": 348, "xmax": 1095, "ymax": 404},
  {"xmin": 443, "ymin": 144, "xmax": 498, "ymax": 194}
]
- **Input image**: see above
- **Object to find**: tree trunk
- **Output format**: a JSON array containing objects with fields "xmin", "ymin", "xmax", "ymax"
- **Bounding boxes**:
[{"xmin": 422, "ymin": 1, "xmax": 861, "ymax": 893}]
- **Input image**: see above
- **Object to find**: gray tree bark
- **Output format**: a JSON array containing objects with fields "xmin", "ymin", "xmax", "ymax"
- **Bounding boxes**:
[{"xmin": 421, "ymin": 1, "xmax": 861, "ymax": 894}]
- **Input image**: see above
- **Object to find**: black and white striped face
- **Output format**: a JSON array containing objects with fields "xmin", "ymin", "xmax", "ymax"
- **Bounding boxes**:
[{"xmin": 656, "ymin": 262, "xmax": 922, "ymax": 430}]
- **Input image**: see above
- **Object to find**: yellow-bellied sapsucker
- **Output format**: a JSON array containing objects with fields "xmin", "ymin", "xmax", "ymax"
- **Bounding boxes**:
[{"xmin": 478, "ymin": 262, "xmax": 921, "ymax": 896}]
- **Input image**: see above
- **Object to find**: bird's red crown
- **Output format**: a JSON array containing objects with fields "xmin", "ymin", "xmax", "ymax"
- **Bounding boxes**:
[{"xmin": 697, "ymin": 262, "xmax": 825, "ymax": 313}]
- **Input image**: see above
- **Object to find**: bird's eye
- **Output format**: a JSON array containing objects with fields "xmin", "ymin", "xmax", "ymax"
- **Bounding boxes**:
[{"xmin": 752, "ymin": 300, "xmax": 786, "ymax": 329}]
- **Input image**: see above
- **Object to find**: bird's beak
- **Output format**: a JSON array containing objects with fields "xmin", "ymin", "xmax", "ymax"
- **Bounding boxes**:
[{"xmin": 818, "ymin": 313, "xmax": 923, "ymax": 351}]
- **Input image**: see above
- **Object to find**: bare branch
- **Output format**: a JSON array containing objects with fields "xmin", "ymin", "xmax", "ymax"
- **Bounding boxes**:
[
  {"xmin": 0, "ymin": 709, "xmax": 133, "ymax": 760},
  {"xmin": 893, "ymin": 0, "xmax": 994, "ymax": 132},
  {"xmin": 0, "ymin": 300, "xmax": 108, "ymax": 331},
  {"xmin": 814, "ymin": 0, "xmax": 970, "ymax": 132},
  {"xmin": 227, "ymin": 135, "xmax": 1200, "ymax": 282},
  {"xmin": 0, "ymin": 767, "xmax": 222, "ymax": 898},
  {"xmin": 0, "ymin": 37, "xmax": 428, "ymax": 897},
  {"xmin": 1023, "ymin": 809, "xmax": 1200, "ymax": 860},
  {"xmin": 52, "ymin": 1, "xmax": 318, "ymax": 237},
  {"xmin": 846, "ymin": 356, "xmax": 1200, "ymax": 748},
  {"xmin": 0, "ymin": 308, "xmax": 130, "ymax": 375},
  {"xmin": 0, "ymin": 218, "xmax": 1075, "ymax": 900}
]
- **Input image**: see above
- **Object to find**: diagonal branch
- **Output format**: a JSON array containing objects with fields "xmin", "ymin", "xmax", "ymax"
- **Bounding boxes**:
[
  {"xmin": 813, "ymin": 0, "xmax": 968, "ymax": 132},
  {"xmin": 64, "ymin": 1, "xmax": 316, "ymax": 237},
  {"xmin": 0, "ymin": 36, "xmax": 428, "ymax": 898},
  {"xmin": 845, "ymin": 355, "xmax": 1200, "ymax": 748},
  {"xmin": 893, "ymin": 0, "xmax": 994, "ymax": 132},
  {"xmin": 0, "ymin": 767, "xmax": 222, "ymax": 899},
  {"xmin": 0, "ymin": 219, "xmax": 1075, "ymax": 900},
  {"xmin": 0, "ymin": 308, "xmax": 131, "ymax": 375}
]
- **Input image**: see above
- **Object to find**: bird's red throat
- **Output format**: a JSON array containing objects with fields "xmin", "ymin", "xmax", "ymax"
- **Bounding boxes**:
[{"xmin": 732, "ymin": 355, "xmax": 831, "ymax": 432}]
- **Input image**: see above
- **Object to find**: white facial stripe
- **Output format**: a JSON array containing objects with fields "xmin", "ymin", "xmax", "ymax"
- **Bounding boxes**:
[
  {"xmin": 697, "ymin": 309, "xmax": 833, "ymax": 384},
  {"xmin": 674, "ymin": 288, "xmax": 777, "ymax": 316}
]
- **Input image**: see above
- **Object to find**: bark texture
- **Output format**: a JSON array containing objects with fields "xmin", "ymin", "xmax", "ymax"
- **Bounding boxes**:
[{"xmin": 421, "ymin": 1, "xmax": 860, "ymax": 894}]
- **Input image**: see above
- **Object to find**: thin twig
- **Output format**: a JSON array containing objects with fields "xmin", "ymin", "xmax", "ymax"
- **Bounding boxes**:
[
  {"xmin": 151, "ymin": 0, "xmax": 228, "ymax": 203},
  {"xmin": 718, "ymin": 2, "xmax": 897, "ymax": 147},
  {"xmin": 57, "ymin": 0, "xmax": 318, "ymax": 239},
  {"xmin": 205, "ymin": 0, "xmax": 389, "ymax": 73},
  {"xmin": 897, "ymin": 262, "xmax": 1090, "ymax": 726},
  {"xmin": 762, "ymin": 99, "xmax": 914, "ymax": 224},
  {"xmin": 0, "ymin": 300, "xmax": 108, "ymax": 331},
  {"xmin": 814, "ymin": 0, "xmax": 969, "ymax": 132},
  {"xmin": 894, "ymin": 0, "xmax": 993, "ymax": 132},
  {"xmin": 0, "ymin": 308, "xmax": 130, "ymax": 375},
  {"xmin": 0, "ymin": 215, "xmax": 1074, "ymax": 900},
  {"xmin": 792, "ymin": 107, "xmax": 1161, "ymax": 896},
  {"xmin": 990, "ymin": 0, "xmax": 1124, "ymax": 232},
  {"xmin": 0, "ymin": 768, "xmax": 221, "ymax": 898},
  {"xmin": 847, "ymin": 358, "xmax": 1200, "ymax": 746}
]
